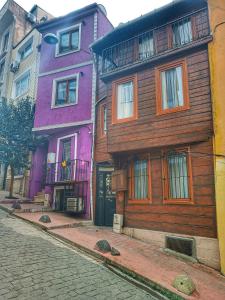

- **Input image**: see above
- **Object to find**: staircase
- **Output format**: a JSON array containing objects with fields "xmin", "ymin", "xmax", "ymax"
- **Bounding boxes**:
[{"xmin": 33, "ymin": 190, "xmax": 45, "ymax": 205}]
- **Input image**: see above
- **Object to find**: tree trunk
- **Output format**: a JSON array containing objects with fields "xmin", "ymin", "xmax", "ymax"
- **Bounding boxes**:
[
  {"xmin": 9, "ymin": 165, "xmax": 14, "ymax": 198},
  {"xmin": 2, "ymin": 164, "xmax": 8, "ymax": 190}
]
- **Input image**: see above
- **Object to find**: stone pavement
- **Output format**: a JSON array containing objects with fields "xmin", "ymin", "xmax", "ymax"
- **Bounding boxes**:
[{"xmin": 0, "ymin": 209, "xmax": 159, "ymax": 300}]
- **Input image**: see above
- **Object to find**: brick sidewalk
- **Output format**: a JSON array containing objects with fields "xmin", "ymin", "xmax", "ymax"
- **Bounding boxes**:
[
  {"xmin": 49, "ymin": 226, "xmax": 225, "ymax": 300},
  {"xmin": 7, "ymin": 208, "xmax": 225, "ymax": 300}
]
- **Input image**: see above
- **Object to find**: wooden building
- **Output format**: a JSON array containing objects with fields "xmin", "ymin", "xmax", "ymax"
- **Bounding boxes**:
[{"xmin": 92, "ymin": 0, "xmax": 220, "ymax": 270}]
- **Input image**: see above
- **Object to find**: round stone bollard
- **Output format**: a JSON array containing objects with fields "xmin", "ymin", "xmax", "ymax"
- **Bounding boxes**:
[
  {"xmin": 172, "ymin": 274, "xmax": 196, "ymax": 295},
  {"xmin": 95, "ymin": 240, "xmax": 111, "ymax": 253},
  {"xmin": 39, "ymin": 215, "xmax": 51, "ymax": 223},
  {"xmin": 11, "ymin": 201, "xmax": 21, "ymax": 209}
]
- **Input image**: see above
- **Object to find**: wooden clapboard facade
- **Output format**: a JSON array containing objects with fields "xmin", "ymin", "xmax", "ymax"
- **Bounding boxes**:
[{"xmin": 92, "ymin": 0, "xmax": 217, "ymax": 244}]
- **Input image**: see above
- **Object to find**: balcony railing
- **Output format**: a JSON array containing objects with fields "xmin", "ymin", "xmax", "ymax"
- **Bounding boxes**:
[
  {"xmin": 101, "ymin": 8, "xmax": 210, "ymax": 75},
  {"xmin": 46, "ymin": 159, "xmax": 89, "ymax": 185}
]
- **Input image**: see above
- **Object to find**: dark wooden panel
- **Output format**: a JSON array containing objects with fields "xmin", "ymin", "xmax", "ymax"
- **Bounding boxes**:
[
  {"xmin": 106, "ymin": 49, "xmax": 213, "ymax": 153},
  {"xmin": 119, "ymin": 140, "xmax": 216, "ymax": 238}
]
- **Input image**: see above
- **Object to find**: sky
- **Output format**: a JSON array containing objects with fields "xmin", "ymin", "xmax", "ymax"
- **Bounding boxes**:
[{"xmin": 0, "ymin": 0, "xmax": 173, "ymax": 26}]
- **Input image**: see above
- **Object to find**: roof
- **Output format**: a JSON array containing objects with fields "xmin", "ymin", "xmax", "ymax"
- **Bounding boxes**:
[
  {"xmin": 36, "ymin": 2, "xmax": 108, "ymax": 33},
  {"xmin": 91, "ymin": 0, "xmax": 207, "ymax": 54}
]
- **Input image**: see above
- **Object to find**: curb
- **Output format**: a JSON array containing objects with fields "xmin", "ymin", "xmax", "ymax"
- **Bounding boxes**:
[{"xmin": 49, "ymin": 230, "xmax": 185, "ymax": 300}]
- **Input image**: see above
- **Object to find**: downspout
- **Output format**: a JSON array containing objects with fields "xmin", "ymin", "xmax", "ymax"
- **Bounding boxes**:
[{"xmin": 89, "ymin": 11, "xmax": 98, "ymax": 222}]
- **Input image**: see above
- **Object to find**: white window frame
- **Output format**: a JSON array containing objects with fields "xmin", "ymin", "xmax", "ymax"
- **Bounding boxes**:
[
  {"xmin": 13, "ymin": 69, "xmax": 31, "ymax": 99},
  {"xmin": 51, "ymin": 73, "xmax": 79, "ymax": 109},
  {"xmin": 55, "ymin": 23, "xmax": 82, "ymax": 57},
  {"xmin": 17, "ymin": 37, "xmax": 33, "ymax": 62}
]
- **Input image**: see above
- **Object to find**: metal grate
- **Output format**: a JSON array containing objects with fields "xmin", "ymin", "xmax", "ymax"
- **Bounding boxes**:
[{"xmin": 165, "ymin": 236, "xmax": 195, "ymax": 257}]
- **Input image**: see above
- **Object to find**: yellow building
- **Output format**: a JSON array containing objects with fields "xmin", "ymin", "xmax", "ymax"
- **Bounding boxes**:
[
  {"xmin": 208, "ymin": 0, "xmax": 225, "ymax": 275},
  {"xmin": 5, "ymin": 28, "xmax": 42, "ymax": 196}
]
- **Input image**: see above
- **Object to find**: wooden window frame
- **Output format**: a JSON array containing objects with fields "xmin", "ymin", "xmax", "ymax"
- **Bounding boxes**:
[
  {"xmin": 155, "ymin": 59, "xmax": 190, "ymax": 115},
  {"xmin": 162, "ymin": 147, "xmax": 193, "ymax": 205},
  {"xmin": 112, "ymin": 75, "xmax": 138, "ymax": 124},
  {"xmin": 128, "ymin": 154, "xmax": 152, "ymax": 204},
  {"xmin": 59, "ymin": 29, "xmax": 80, "ymax": 54},
  {"xmin": 99, "ymin": 103, "xmax": 107, "ymax": 138},
  {"xmin": 54, "ymin": 76, "xmax": 78, "ymax": 107}
]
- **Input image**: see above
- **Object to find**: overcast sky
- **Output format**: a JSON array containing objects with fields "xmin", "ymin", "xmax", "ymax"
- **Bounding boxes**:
[{"xmin": 0, "ymin": 0, "xmax": 173, "ymax": 26}]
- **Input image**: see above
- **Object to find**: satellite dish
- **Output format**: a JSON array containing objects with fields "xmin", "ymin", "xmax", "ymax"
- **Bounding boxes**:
[{"xmin": 44, "ymin": 33, "xmax": 59, "ymax": 45}]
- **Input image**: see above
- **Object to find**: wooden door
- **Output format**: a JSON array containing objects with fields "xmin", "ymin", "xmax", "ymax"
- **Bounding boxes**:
[{"xmin": 95, "ymin": 166, "xmax": 116, "ymax": 226}]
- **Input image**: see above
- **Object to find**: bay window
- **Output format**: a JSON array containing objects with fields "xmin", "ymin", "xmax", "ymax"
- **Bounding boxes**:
[
  {"xmin": 156, "ymin": 60, "xmax": 189, "ymax": 115},
  {"xmin": 128, "ymin": 157, "xmax": 151, "ymax": 203},
  {"xmin": 163, "ymin": 148, "xmax": 193, "ymax": 204},
  {"xmin": 112, "ymin": 75, "xmax": 138, "ymax": 123}
]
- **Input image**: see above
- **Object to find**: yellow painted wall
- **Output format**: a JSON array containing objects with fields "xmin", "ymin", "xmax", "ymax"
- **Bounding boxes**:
[
  {"xmin": 208, "ymin": 0, "xmax": 225, "ymax": 275},
  {"xmin": 7, "ymin": 28, "xmax": 41, "ymax": 101}
]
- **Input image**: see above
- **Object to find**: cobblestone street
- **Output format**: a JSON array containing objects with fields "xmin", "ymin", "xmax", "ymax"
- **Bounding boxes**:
[{"xmin": 0, "ymin": 209, "xmax": 158, "ymax": 300}]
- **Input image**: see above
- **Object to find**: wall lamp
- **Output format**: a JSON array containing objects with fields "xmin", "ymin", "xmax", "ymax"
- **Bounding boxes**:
[{"xmin": 44, "ymin": 33, "xmax": 59, "ymax": 45}]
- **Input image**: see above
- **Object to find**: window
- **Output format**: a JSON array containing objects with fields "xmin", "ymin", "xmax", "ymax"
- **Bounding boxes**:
[
  {"xmin": 15, "ymin": 71, "xmax": 30, "ymax": 98},
  {"xmin": 100, "ymin": 104, "xmax": 107, "ymax": 136},
  {"xmin": 162, "ymin": 148, "xmax": 193, "ymax": 204},
  {"xmin": 139, "ymin": 31, "xmax": 154, "ymax": 60},
  {"xmin": 128, "ymin": 157, "xmax": 151, "ymax": 203},
  {"xmin": 172, "ymin": 18, "xmax": 193, "ymax": 47},
  {"xmin": 0, "ymin": 60, "xmax": 5, "ymax": 81},
  {"xmin": 58, "ymin": 25, "xmax": 80, "ymax": 55},
  {"xmin": 19, "ymin": 39, "xmax": 33, "ymax": 61},
  {"xmin": 2, "ymin": 32, "xmax": 9, "ymax": 52},
  {"xmin": 54, "ymin": 76, "xmax": 78, "ymax": 107},
  {"xmin": 112, "ymin": 75, "xmax": 138, "ymax": 124},
  {"xmin": 156, "ymin": 60, "xmax": 189, "ymax": 115}
]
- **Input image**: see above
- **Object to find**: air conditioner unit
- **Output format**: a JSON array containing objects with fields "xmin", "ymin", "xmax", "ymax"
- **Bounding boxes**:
[
  {"xmin": 66, "ymin": 197, "xmax": 84, "ymax": 213},
  {"xmin": 26, "ymin": 12, "xmax": 37, "ymax": 24},
  {"xmin": 10, "ymin": 61, "xmax": 20, "ymax": 73}
]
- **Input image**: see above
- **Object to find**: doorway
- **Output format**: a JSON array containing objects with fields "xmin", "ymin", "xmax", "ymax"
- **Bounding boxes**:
[{"xmin": 95, "ymin": 166, "xmax": 116, "ymax": 226}]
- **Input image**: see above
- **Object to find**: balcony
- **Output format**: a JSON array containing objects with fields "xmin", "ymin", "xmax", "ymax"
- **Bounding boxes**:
[
  {"xmin": 46, "ymin": 159, "xmax": 89, "ymax": 185},
  {"xmin": 101, "ymin": 8, "xmax": 210, "ymax": 75}
]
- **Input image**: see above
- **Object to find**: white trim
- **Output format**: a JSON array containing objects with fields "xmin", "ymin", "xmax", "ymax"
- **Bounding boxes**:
[
  {"xmin": 55, "ymin": 23, "xmax": 82, "ymax": 57},
  {"xmin": 51, "ymin": 73, "xmax": 79, "ymax": 109},
  {"xmin": 32, "ymin": 119, "xmax": 93, "ymax": 132},
  {"xmin": 89, "ymin": 12, "xmax": 98, "ymax": 222},
  {"xmin": 53, "ymin": 186, "xmax": 64, "ymax": 210},
  {"xmin": 55, "ymin": 133, "xmax": 78, "ymax": 182},
  {"xmin": 38, "ymin": 60, "xmax": 93, "ymax": 77},
  {"xmin": 13, "ymin": 68, "xmax": 31, "ymax": 99}
]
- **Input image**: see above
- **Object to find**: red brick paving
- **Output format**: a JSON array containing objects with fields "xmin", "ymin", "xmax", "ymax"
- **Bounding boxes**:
[{"xmin": 50, "ymin": 226, "xmax": 225, "ymax": 300}]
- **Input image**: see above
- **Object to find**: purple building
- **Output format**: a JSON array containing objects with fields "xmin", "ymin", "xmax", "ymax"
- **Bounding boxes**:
[{"xmin": 29, "ymin": 3, "xmax": 113, "ymax": 219}]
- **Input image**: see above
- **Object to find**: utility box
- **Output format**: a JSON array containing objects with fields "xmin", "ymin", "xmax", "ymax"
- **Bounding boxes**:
[
  {"xmin": 111, "ymin": 170, "xmax": 127, "ymax": 192},
  {"xmin": 113, "ymin": 214, "xmax": 123, "ymax": 234}
]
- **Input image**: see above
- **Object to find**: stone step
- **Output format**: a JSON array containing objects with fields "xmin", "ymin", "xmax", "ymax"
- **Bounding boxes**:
[{"xmin": 33, "ymin": 196, "xmax": 45, "ymax": 204}]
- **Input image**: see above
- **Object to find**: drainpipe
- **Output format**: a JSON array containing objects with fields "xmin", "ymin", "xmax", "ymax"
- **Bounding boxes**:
[{"xmin": 89, "ymin": 12, "xmax": 98, "ymax": 223}]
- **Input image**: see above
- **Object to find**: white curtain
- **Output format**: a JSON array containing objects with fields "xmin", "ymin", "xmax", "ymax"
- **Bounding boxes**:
[
  {"xmin": 173, "ymin": 19, "xmax": 192, "ymax": 46},
  {"xmin": 161, "ymin": 66, "xmax": 184, "ymax": 109},
  {"xmin": 168, "ymin": 153, "xmax": 189, "ymax": 199},
  {"xmin": 117, "ymin": 81, "xmax": 133, "ymax": 119},
  {"xmin": 134, "ymin": 160, "xmax": 148, "ymax": 199},
  {"xmin": 139, "ymin": 32, "xmax": 154, "ymax": 60}
]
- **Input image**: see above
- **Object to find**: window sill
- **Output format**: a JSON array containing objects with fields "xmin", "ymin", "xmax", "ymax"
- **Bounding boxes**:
[
  {"xmin": 163, "ymin": 198, "xmax": 193, "ymax": 205},
  {"xmin": 112, "ymin": 115, "xmax": 138, "ymax": 125},
  {"xmin": 55, "ymin": 48, "xmax": 80, "ymax": 58},
  {"xmin": 51, "ymin": 102, "xmax": 78, "ymax": 109},
  {"xmin": 157, "ymin": 105, "xmax": 190, "ymax": 116},
  {"xmin": 128, "ymin": 199, "xmax": 152, "ymax": 205}
]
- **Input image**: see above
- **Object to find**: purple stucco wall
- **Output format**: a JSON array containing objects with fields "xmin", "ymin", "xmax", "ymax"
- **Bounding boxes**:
[{"xmin": 30, "ymin": 5, "xmax": 113, "ymax": 219}]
